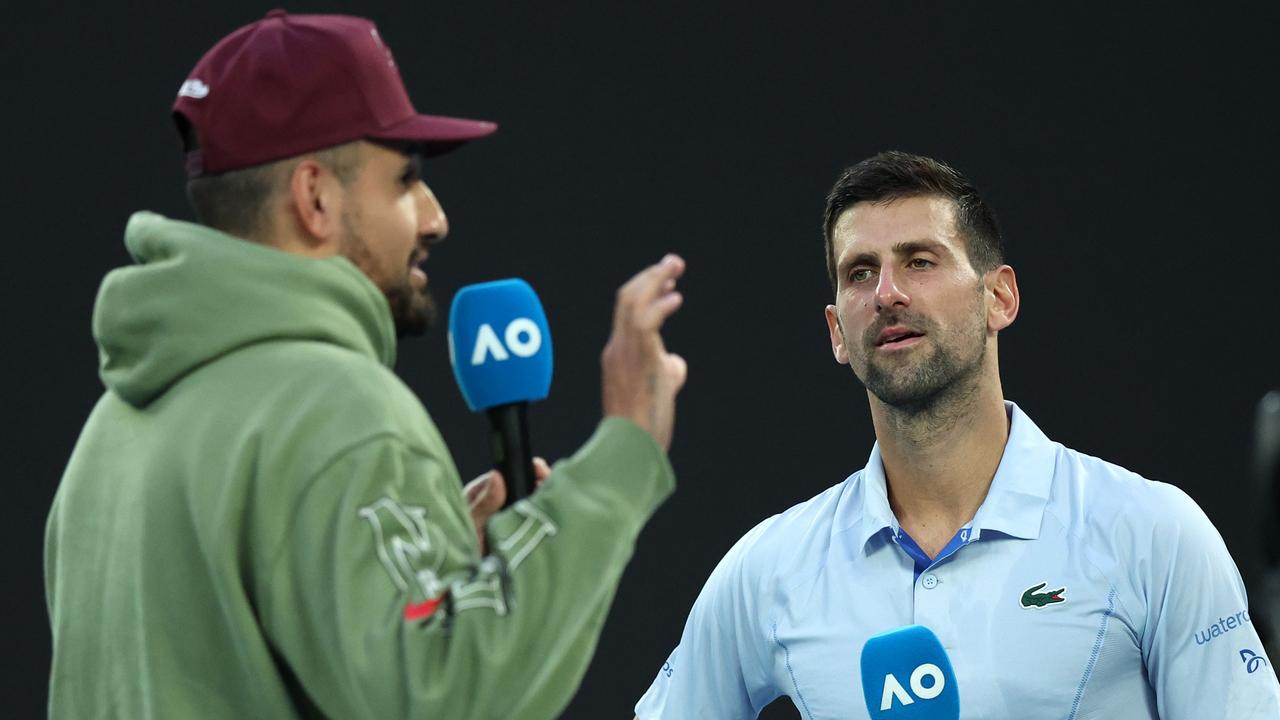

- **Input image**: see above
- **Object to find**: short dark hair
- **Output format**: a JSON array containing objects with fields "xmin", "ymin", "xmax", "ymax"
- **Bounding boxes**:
[
  {"xmin": 177, "ymin": 115, "xmax": 361, "ymax": 239},
  {"xmin": 185, "ymin": 164, "xmax": 282, "ymax": 239},
  {"xmin": 822, "ymin": 151, "xmax": 1004, "ymax": 292}
]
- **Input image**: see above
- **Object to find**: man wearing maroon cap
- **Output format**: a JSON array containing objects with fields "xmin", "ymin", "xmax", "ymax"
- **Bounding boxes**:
[{"xmin": 45, "ymin": 11, "xmax": 688, "ymax": 719}]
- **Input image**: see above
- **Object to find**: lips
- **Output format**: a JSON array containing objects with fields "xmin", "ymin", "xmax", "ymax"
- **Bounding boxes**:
[
  {"xmin": 875, "ymin": 326, "xmax": 924, "ymax": 346},
  {"xmin": 408, "ymin": 247, "xmax": 430, "ymax": 288}
]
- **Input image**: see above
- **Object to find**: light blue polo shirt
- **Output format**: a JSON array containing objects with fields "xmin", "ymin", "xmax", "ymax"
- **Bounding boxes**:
[{"xmin": 635, "ymin": 402, "xmax": 1280, "ymax": 719}]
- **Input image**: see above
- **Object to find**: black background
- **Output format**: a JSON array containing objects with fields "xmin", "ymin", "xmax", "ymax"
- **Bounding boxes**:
[{"xmin": 6, "ymin": 2, "xmax": 1279, "ymax": 718}]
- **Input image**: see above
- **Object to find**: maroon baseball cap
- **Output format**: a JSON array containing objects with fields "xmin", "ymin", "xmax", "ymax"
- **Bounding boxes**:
[{"xmin": 173, "ymin": 9, "xmax": 497, "ymax": 177}]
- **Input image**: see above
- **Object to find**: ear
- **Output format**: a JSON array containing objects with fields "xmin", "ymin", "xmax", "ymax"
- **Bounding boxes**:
[
  {"xmin": 825, "ymin": 305, "xmax": 850, "ymax": 364},
  {"xmin": 986, "ymin": 265, "xmax": 1020, "ymax": 333},
  {"xmin": 286, "ymin": 159, "xmax": 347, "ymax": 251}
]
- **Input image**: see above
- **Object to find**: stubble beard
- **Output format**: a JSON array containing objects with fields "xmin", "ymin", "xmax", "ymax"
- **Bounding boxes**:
[
  {"xmin": 339, "ymin": 210, "xmax": 437, "ymax": 338},
  {"xmin": 850, "ymin": 292, "xmax": 988, "ymax": 420}
]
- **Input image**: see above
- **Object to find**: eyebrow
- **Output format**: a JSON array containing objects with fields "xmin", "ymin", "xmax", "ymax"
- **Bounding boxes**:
[{"xmin": 839, "ymin": 239, "xmax": 952, "ymax": 270}]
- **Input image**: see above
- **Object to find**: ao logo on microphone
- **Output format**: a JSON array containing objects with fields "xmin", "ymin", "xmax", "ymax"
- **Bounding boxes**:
[
  {"xmin": 448, "ymin": 279, "xmax": 553, "ymax": 412},
  {"xmin": 860, "ymin": 625, "xmax": 959, "ymax": 719},
  {"xmin": 469, "ymin": 318, "xmax": 543, "ymax": 365},
  {"xmin": 877, "ymin": 662, "xmax": 946, "ymax": 711}
]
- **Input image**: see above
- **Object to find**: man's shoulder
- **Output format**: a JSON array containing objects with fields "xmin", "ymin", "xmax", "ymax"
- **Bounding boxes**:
[
  {"xmin": 1047, "ymin": 443, "xmax": 1213, "ymax": 544},
  {"xmin": 764, "ymin": 477, "xmax": 852, "ymax": 538},
  {"xmin": 190, "ymin": 338, "xmax": 439, "ymax": 456},
  {"xmin": 248, "ymin": 336, "xmax": 396, "ymax": 378},
  {"xmin": 717, "ymin": 477, "xmax": 855, "ymax": 582},
  {"xmin": 1054, "ymin": 444, "xmax": 1188, "ymax": 504},
  {"xmin": 221, "ymin": 338, "xmax": 413, "ymax": 407},
  {"xmin": 1045, "ymin": 442, "xmax": 1246, "ymax": 636}
]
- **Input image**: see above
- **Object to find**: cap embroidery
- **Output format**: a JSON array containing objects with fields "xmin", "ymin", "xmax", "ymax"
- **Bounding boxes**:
[
  {"xmin": 177, "ymin": 79, "xmax": 209, "ymax": 99},
  {"xmin": 369, "ymin": 28, "xmax": 396, "ymax": 68}
]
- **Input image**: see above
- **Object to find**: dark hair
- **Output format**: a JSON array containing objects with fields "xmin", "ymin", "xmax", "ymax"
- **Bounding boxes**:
[
  {"xmin": 177, "ymin": 115, "xmax": 360, "ymax": 239},
  {"xmin": 822, "ymin": 151, "xmax": 1004, "ymax": 292}
]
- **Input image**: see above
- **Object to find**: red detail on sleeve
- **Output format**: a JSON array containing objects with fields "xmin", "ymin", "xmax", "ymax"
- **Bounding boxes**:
[{"xmin": 403, "ymin": 595, "xmax": 445, "ymax": 622}]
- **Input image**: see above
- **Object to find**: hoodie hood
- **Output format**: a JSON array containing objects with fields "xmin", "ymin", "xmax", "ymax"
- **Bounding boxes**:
[{"xmin": 94, "ymin": 211, "xmax": 397, "ymax": 407}]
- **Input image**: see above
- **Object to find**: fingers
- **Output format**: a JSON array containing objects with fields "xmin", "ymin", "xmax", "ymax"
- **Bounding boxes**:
[
  {"xmin": 637, "ymin": 288, "xmax": 684, "ymax": 332},
  {"xmin": 532, "ymin": 456, "xmax": 552, "ymax": 486},
  {"xmin": 601, "ymin": 254, "xmax": 688, "ymax": 452},
  {"xmin": 466, "ymin": 470, "xmax": 507, "ymax": 517},
  {"xmin": 463, "ymin": 472, "xmax": 490, "ymax": 504},
  {"xmin": 632, "ymin": 254, "xmax": 685, "ymax": 306},
  {"xmin": 665, "ymin": 352, "xmax": 688, "ymax": 391},
  {"xmin": 464, "ymin": 471, "xmax": 506, "ymax": 555},
  {"xmin": 625, "ymin": 254, "xmax": 686, "ymax": 305},
  {"xmin": 614, "ymin": 254, "xmax": 686, "ymax": 328}
]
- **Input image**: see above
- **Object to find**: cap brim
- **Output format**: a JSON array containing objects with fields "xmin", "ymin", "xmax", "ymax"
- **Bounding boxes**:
[{"xmin": 372, "ymin": 113, "xmax": 498, "ymax": 158}]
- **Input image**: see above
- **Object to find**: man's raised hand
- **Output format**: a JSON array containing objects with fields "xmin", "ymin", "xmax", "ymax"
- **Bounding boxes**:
[{"xmin": 601, "ymin": 254, "xmax": 688, "ymax": 451}]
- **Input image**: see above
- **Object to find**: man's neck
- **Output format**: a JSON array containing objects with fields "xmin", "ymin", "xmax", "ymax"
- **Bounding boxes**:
[{"xmin": 869, "ymin": 376, "xmax": 1009, "ymax": 557}]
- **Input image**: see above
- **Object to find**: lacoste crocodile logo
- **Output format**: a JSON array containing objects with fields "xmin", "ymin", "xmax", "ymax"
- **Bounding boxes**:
[{"xmin": 1020, "ymin": 582, "xmax": 1066, "ymax": 609}]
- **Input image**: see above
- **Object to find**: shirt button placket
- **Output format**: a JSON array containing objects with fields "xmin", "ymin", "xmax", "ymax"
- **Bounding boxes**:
[{"xmin": 914, "ymin": 570, "xmax": 948, "ymax": 633}]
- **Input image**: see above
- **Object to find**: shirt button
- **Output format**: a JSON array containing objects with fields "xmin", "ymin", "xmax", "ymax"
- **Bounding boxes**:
[{"xmin": 921, "ymin": 573, "xmax": 939, "ymax": 589}]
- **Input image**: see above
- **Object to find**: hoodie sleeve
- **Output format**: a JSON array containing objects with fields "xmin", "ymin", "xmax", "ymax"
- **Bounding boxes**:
[{"xmin": 258, "ymin": 417, "xmax": 674, "ymax": 719}]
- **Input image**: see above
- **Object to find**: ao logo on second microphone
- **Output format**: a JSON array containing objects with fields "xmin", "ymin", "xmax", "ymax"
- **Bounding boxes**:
[
  {"xmin": 877, "ymin": 662, "xmax": 946, "ymax": 711},
  {"xmin": 469, "ymin": 318, "xmax": 543, "ymax": 365}
]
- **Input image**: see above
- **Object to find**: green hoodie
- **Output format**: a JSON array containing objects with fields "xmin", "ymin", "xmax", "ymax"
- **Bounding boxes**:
[{"xmin": 45, "ymin": 212, "xmax": 675, "ymax": 719}]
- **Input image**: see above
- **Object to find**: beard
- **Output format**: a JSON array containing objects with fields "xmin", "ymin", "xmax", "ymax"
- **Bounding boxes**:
[
  {"xmin": 338, "ymin": 210, "xmax": 436, "ymax": 338},
  {"xmin": 849, "ymin": 294, "xmax": 987, "ymax": 415},
  {"xmin": 384, "ymin": 281, "xmax": 436, "ymax": 337}
]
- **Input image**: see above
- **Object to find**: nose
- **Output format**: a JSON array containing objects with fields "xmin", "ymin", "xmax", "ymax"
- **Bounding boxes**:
[
  {"xmin": 416, "ymin": 181, "xmax": 448, "ymax": 243},
  {"xmin": 874, "ymin": 266, "xmax": 910, "ymax": 311}
]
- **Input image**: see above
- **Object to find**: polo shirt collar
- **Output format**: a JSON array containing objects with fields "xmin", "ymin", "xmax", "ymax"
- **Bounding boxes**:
[
  {"xmin": 844, "ymin": 445, "xmax": 898, "ymax": 550},
  {"xmin": 970, "ymin": 401, "xmax": 1057, "ymax": 540},
  {"xmin": 843, "ymin": 401, "xmax": 1057, "ymax": 552}
]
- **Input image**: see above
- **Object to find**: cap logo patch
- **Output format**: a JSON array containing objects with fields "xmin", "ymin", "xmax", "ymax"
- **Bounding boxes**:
[{"xmin": 178, "ymin": 79, "xmax": 209, "ymax": 99}]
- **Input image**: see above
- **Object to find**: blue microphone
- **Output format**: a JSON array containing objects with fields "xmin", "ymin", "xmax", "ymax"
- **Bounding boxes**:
[
  {"xmin": 448, "ymin": 279, "xmax": 553, "ymax": 506},
  {"xmin": 860, "ymin": 625, "xmax": 959, "ymax": 720}
]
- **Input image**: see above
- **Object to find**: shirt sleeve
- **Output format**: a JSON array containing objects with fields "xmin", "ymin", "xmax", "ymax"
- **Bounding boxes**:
[
  {"xmin": 635, "ymin": 517, "xmax": 781, "ymax": 719},
  {"xmin": 1142, "ymin": 483, "xmax": 1280, "ymax": 719},
  {"xmin": 258, "ymin": 417, "xmax": 674, "ymax": 720}
]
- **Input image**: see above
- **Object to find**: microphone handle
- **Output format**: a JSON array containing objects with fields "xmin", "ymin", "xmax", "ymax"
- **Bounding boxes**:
[{"xmin": 486, "ymin": 402, "xmax": 534, "ymax": 507}]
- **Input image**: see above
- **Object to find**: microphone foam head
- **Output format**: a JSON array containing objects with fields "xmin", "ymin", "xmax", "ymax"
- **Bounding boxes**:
[
  {"xmin": 860, "ymin": 625, "xmax": 959, "ymax": 720},
  {"xmin": 447, "ymin": 279, "xmax": 553, "ymax": 411}
]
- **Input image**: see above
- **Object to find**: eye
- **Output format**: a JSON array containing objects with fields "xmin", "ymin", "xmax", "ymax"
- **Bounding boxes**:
[
  {"xmin": 400, "ymin": 156, "xmax": 423, "ymax": 187},
  {"xmin": 849, "ymin": 268, "xmax": 874, "ymax": 283},
  {"xmin": 908, "ymin": 257, "xmax": 934, "ymax": 270}
]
